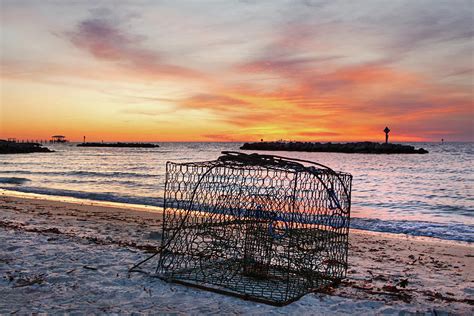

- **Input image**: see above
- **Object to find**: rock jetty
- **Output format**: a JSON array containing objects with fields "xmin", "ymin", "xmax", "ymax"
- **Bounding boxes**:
[
  {"xmin": 77, "ymin": 142, "xmax": 159, "ymax": 148},
  {"xmin": 240, "ymin": 141, "xmax": 428, "ymax": 154},
  {"xmin": 0, "ymin": 140, "xmax": 54, "ymax": 154}
]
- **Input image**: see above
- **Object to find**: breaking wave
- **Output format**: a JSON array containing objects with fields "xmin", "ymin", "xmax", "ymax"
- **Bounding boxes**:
[{"xmin": 0, "ymin": 177, "xmax": 31, "ymax": 185}]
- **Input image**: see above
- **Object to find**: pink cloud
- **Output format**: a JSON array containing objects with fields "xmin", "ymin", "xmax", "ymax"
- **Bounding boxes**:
[{"xmin": 66, "ymin": 12, "xmax": 203, "ymax": 80}]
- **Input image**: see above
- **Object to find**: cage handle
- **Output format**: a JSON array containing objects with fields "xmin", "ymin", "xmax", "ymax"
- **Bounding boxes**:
[{"xmin": 220, "ymin": 151, "xmax": 351, "ymax": 211}]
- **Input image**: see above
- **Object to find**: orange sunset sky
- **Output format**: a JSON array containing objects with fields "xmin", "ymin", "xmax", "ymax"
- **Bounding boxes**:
[{"xmin": 1, "ymin": 0, "xmax": 473, "ymax": 142}]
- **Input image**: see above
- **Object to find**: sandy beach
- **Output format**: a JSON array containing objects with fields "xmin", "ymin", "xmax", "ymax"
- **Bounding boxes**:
[
  {"xmin": 1, "ymin": 193, "xmax": 473, "ymax": 315},
  {"xmin": 2, "ymin": 0, "xmax": 473, "ymax": 313}
]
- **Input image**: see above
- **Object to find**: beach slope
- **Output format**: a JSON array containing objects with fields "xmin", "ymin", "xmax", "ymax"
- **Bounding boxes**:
[{"xmin": 0, "ymin": 195, "xmax": 472, "ymax": 314}]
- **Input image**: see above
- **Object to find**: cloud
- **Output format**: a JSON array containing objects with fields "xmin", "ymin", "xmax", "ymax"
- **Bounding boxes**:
[
  {"xmin": 65, "ymin": 9, "xmax": 203, "ymax": 80},
  {"xmin": 297, "ymin": 131, "xmax": 341, "ymax": 137},
  {"xmin": 237, "ymin": 55, "xmax": 343, "ymax": 74},
  {"xmin": 2, "ymin": 1, "xmax": 472, "ymax": 141},
  {"xmin": 182, "ymin": 93, "xmax": 250, "ymax": 110},
  {"xmin": 385, "ymin": 2, "xmax": 473, "ymax": 50},
  {"xmin": 121, "ymin": 106, "xmax": 177, "ymax": 117},
  {"xmin": 69, "ymin": 16, "xmax": 144, "ymax": 60},
  {"xmin": 202, "ymin": 133, "xmax": 239, "ymax": 141},
  {"xmin": 444, "ymin": 67, "xmax": 474, "ymax": 78}
]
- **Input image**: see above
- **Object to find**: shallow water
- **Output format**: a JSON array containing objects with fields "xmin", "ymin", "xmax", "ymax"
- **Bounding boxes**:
[{"xmin": 1, "ymin": 142, "xmax": 472, "ymax": 242}]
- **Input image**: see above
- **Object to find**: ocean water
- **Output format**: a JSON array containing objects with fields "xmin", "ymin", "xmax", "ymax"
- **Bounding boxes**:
[{"xmin": 1, "ymin": 142, "xmax": 473, "ymax": 242}]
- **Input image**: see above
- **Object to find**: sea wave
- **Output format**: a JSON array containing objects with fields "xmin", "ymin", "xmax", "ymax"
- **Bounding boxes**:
[
  {"xmin": 1, "ymin": 186, "xmax": 473, "ymax": 243},
  {"xmin": 1, "ymin": 186, "xmax": 164, "ymax": 207},
  {"xmin": 0, "ymin": 170, "xmax": 159, "ymax": 178},
  {"xmin": 0, "ymin": 177, "xmax": 31, "ymax": 185},
  {"xmin": 357, "ymin": 200, "xmax": 473, "ymax": 218},
  {"xmin": 350, "ymin": 217, "xmax": 474, "ymax": 243}
]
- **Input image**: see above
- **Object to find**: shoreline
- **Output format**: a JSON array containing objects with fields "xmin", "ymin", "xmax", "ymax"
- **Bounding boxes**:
[
  {"xmin": 0, "ymin": 188, "xmax": 164, "ymax": 214},
  {"xmin": 2, "ymin": 188, "xmax": 472, "ymax": 244},
  {"xmin": 1, "ymin": 193, "xmax": 473, "ymax": 314}
]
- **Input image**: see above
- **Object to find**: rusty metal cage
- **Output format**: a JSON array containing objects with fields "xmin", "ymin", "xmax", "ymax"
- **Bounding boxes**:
[{"xmin": 134, "ymin": 151, "xmax": 352, "ymax": 306}]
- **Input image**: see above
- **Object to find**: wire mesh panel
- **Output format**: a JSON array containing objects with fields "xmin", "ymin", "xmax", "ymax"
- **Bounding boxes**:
[{"xmin": 155, "ymin": 152, "xmax": 352, "ymax": 306}]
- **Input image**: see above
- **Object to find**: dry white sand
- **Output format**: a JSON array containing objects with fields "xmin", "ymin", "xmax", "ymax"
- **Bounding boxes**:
[{"xmin": 1, "ymin": 193, "xmax": 473, "ymax": 314}]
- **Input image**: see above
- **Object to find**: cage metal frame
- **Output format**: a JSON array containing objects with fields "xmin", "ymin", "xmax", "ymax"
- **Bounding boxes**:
[{"xmin": 132, "ymin": 151, "xmax": 352, "ymax": 306}]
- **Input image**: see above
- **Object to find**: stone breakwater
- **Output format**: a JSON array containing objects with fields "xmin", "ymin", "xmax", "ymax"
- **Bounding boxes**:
[
  {"xmin": 240, "ymin": 141, "xmax": 429, "ymax": 154},
  {"xmin": 0, "ymin": 141, "xmax": 53, "ymax": 154}
]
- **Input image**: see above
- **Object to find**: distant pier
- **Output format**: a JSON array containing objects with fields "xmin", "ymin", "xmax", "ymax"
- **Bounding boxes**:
[{"xmin": 7, "ymin": 138, "xmax": 49, "ymax": 144}]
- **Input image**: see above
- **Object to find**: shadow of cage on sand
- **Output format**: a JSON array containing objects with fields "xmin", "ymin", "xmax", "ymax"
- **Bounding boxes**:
[{"xmin": 130, "ymin": 151, "xmax": 352, "ymax": 306}]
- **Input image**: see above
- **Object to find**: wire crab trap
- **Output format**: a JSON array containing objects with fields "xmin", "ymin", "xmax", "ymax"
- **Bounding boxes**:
[{"xmin": 131, "ymin": 151, "xmax": 352, "ymax": 306}]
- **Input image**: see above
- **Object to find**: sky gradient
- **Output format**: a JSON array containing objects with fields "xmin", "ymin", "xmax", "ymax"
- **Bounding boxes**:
[{"xmin": 1, "ymin": 0, "xmax": 473, "ymax": 142}]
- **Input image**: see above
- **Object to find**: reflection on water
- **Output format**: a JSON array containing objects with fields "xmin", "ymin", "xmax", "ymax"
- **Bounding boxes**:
[{"xmin": 0, "ymin": 142, "xmax": 472, "ymax": 241}]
